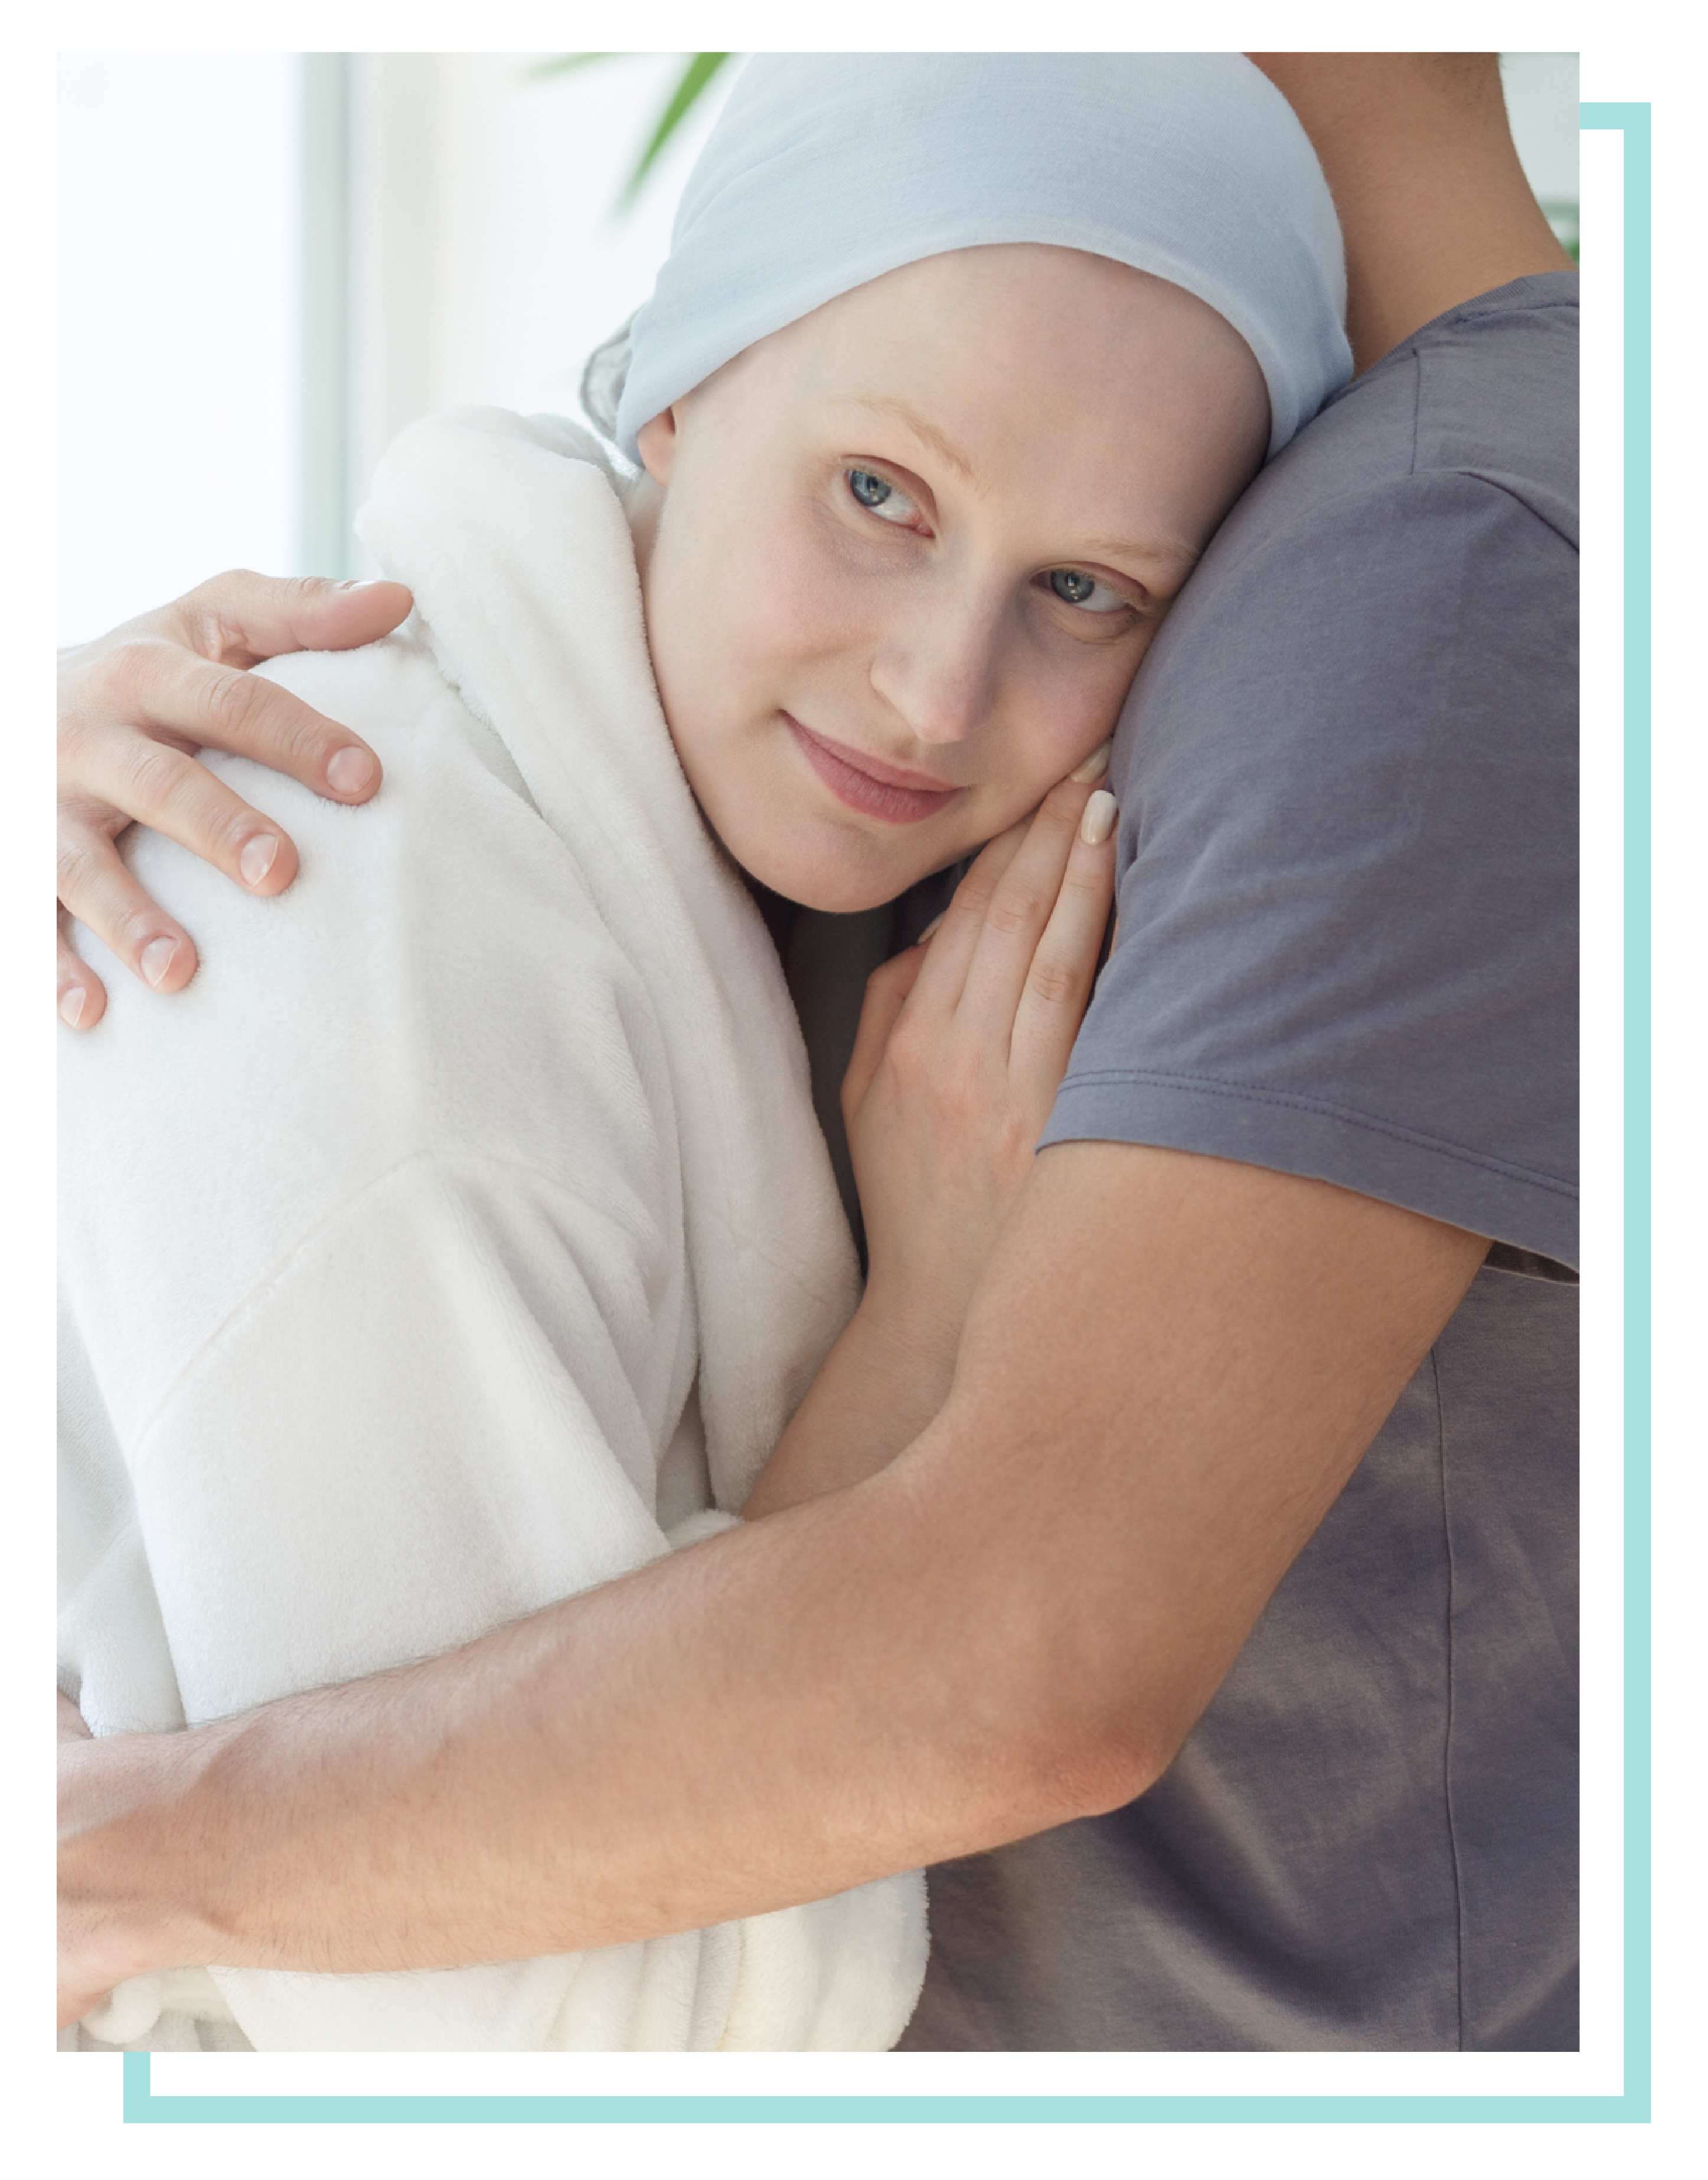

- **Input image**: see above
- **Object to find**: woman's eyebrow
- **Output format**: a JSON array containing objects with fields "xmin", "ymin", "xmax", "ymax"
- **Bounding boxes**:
[
  {"xmin": 839, "ymin": 396, "xmax": 979, "ymax": 484},
  {"xmin": 1079, "ymin": 534, "xmax": 1204, "ymax": 571},
  {"xmin": 838, "ymin": 397, "xmax": 1204, "ymax": 569}
]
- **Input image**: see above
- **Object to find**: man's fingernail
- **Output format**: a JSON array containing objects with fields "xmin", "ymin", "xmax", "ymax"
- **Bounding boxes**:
[
  {"xmin": 239, "ymin": 833, "xmax": 279, "ymax": 887},
  {"xmin": 1080, "ymin": 790, "xmax": 1118, "ymax": 846},
  {"xmin": 916, "ymin": 911, "xmax": 946, "ymax": 945},
  {"xmin": 1070, "ymin": 740, "xmax": 1113, "ymax": 785},
  {"xmin": 59, "ymin": 985, "xmax": 86, "ymax": 1029},
  {"xmin": 326, "ymin": 747, "xmax": 376, "ymax": 796},
  {"xmin": 141, "ymin": 936, "xmax": 178, "ymax": 989}
]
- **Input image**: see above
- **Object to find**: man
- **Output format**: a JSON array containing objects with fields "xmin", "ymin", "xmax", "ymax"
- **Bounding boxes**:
[{"xmin": 58, "ymin": 53, "xmax": 1577, "ymax": 2050}]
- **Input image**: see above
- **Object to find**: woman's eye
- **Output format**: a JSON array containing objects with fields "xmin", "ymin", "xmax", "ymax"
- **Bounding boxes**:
[
  {"xmin": 1047, "ymin": 568, "xmax": 1129, "ymax": 615},
  {"xmin": 846, "ymin": 469, "xmax": 921, "ymax": 526}
]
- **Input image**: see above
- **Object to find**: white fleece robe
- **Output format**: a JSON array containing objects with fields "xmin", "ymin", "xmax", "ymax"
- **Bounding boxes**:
[{"xmin": 57, "ymin": 407, "xmax": 927, "ymax": 2053}]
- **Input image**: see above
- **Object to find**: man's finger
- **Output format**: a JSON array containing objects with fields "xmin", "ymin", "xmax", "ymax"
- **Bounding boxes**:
[
  {"xmin": 89, "ymin": 640, "xmax": 381, "ymax": 805},
  {"xmin": 57, "ymin": 923, "xmax": 107, "ymax": 1031},
  {"xmin": 167, "ymin": 570, "xmax": 413, "ymax": 672},
  {"xmin": 58, "ymin": 1691, "xmax": 93, "ymax": 1741},
  {"xmin": 57, "ymin": 828, "xmax": 199, "ymax": 996},
  {"xmin": 66, "ymin": 718, "xmax": 305, "ymax": 902},
  {"xmin": 1009, "ymin": 791, "xmax": 1118, "ymax": 1100}
]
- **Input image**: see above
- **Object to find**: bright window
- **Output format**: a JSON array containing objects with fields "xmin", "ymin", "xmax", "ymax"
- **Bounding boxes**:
[{"xmin": 57, "ymin": 52, "xmax": 731, "ymax": 640}]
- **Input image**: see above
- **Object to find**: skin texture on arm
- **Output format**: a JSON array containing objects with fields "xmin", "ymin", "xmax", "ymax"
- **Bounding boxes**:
[{"xmin": 60, "ymin": 1141, "xmax": 1485, "ymax": 1999}]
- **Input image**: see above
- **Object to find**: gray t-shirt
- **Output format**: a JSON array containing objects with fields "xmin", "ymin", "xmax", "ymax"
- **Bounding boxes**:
[{"xmin": 900, "ymin": 273, "xmax": 1579, "ymax": 2051}]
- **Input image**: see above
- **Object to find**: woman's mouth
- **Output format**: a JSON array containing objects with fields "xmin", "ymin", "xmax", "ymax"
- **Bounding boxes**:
[{"xmin": 784, "ymin": 715, "xmax": 962, "ymax": 825}]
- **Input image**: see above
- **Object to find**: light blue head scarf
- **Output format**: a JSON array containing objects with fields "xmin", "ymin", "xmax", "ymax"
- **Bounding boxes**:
[{"xmin": 614, "ymin": 53, "xmax": 1351, "ymax": 465}]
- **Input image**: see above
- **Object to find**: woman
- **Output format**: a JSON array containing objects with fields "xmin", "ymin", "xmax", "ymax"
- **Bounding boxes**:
[{"xmin": 58, "ymin": 54, "xmax": 1349, "ymax": 2050}]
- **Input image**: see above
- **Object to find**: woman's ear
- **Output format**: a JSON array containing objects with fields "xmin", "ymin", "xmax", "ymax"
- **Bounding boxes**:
[{"xmin": 635, "ymin": 406, "xmax": 683, "ymax": 486}]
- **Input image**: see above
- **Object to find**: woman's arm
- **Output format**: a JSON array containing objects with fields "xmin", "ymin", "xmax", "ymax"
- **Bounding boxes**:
[
  {"xmin": 58, "ymin": 571, "xmax": 409, "ymax": 1027},
  {"xmin": 747, "ymin": 770, "xmax": 1116, "ymax": 1516}
]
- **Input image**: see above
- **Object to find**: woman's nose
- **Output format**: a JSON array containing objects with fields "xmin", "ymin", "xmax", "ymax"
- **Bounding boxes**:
[{"xmin": 867, "ymin": 594, "xmax": 1001, "ymax": 746}]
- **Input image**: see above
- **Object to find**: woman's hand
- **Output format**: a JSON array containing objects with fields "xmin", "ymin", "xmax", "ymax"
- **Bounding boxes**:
[
  {"xmin": 58, "ymin": 571, "xmax": 412, "ymax": 1028},
  {"xmin": 844, "ymin": 769, "xmax": 1119, "ymax": 1370},
  {"xmin": 743, "ymin": 764, "xmax": 1116, "ymax": 1519}
]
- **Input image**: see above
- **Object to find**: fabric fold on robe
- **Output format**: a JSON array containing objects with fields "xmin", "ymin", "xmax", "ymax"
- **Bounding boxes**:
[{"xmin": 58, "ymin": 408, "xmax": 927, "ymax": 2052}]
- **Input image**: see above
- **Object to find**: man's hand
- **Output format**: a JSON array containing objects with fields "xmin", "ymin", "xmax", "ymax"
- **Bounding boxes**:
[
  {"xmin": 57, "ymin": 1682, "xmax": 126, "ymax": 2023},
  {"xmin": 58, "ymin": 570, "xmax": 412, "ymax": 1028}
]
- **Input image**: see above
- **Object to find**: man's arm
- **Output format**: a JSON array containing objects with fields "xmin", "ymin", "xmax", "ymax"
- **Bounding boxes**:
[{"xmin": 61, "ymin": 1140, "xmax": 1484, "ymax": 1996}]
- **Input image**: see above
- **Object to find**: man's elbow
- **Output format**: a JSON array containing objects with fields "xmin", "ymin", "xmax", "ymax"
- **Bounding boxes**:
[{"xmin": 966, "ymin": 1632, "xmax": 1194, "ymax": 1834}]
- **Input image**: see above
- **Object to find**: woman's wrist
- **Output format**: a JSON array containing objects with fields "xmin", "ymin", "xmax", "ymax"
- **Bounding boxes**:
[
  {"xmin": 851, "ymin": 1268, "xmax": 969, "ymax": 1409},
  {"xmin": 743, "ymin": 1282, "xmax": 966, "ymax": 1518}
]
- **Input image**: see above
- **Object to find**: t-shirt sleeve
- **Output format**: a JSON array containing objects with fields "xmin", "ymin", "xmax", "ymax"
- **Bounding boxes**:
[{"xmin": 1041, "ymin": 467, "xmax": 1578, "ymax": 1267}]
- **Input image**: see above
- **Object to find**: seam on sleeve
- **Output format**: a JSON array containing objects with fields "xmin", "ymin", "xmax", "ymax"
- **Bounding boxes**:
[
  {"xmin": 1400, "ymin": 342, "xmax": 1575, "ymax": 554},
  {"xmin": 1446, "ymin": 471, "xmax": 1579, "ymax": 555},
  {"xmin": 1053, "ymin": 1067, "xmax": 1577, "ymax": 1200},
  {"xmin": 126, "ymin": 1145, "xmax": 624, "ymax": 1453}
]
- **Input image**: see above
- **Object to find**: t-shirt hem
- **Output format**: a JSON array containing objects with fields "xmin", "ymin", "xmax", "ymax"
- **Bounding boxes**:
[{"xmin": 1040, "ymin": 1075, "xmax": 1578, "ymax": 1270}]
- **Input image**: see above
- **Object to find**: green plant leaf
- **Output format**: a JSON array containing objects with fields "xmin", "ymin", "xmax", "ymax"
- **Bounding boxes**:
[
  {"xmin": 524, "ymin": 53, "xmax": 621, "ymax": 82},
  {"xmin": 618, "ymin": 53, "xmax": 731, "ymax": 207},
  {"xmin": 526, "ymin": 52, "xmax": 734, "ymax": 214}
]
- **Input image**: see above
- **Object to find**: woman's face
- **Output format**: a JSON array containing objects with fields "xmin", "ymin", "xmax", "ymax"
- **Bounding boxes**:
[{"xmin": 632, "ymin": 245, "xmax": 1269, "ymax": 913}]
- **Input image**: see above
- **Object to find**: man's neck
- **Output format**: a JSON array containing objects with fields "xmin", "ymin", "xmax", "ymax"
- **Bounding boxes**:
[{"xmin": 1249, "ymin": 54, "xmax": 1573, "ymax": 376}]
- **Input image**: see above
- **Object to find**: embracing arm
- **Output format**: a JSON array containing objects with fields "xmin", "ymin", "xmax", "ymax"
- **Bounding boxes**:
[{"xmin": 61, "ymin": 1139, "xmax": 1484, "ymax": 1996}]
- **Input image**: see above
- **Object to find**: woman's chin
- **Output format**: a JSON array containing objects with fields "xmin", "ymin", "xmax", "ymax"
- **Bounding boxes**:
[
  {"xmin": 733, "ymin": 838, "xmax": 927, "ymax": 917},
  {"xmin": 707, "ymin": 819, "xmax": 920, "ymax": 920},
  {"xmin": 759, "ymin": 870, "xmax": 911, "ymax": 916}
]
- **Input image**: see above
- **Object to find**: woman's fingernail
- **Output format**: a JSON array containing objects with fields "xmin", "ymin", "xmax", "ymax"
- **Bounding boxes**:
[
  {"xmin": 239, "ymin": 833, "xmax": 279, "ymax": 887},
  {"xmin": 337, "ymin": 577, "xmax": 382, "ymax": 591},
  {"xmin": 141, "ymin": 936, "xmax": 179, "ymax": 989},
  {"xmin": 326, "ymin": 747, "xmax": 376, "ymax": 796},
  {"xmin": 1080, "ymin": 790, "xmax": 1118, "ymax": 846},
  {"xmin": 59, "ymin": 985, "xmax": 86, "ymax": 1029},
  {"xmin": 1070, "ymin": 740, "xmax": 1113, "ymax": 785},
  {"xmin": 916, "ymin": 911, "xmax": 946, "ymax": 944}
]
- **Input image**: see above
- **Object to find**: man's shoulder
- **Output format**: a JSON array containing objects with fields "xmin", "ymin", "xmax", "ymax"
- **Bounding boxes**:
[
  {"xmin": 1217, "ymin": 271, "xmax": 1578, "ymax": 563},
  {"xmin": 1122, "ymin": 274, "xmax": 1578, "ymax": 721}
]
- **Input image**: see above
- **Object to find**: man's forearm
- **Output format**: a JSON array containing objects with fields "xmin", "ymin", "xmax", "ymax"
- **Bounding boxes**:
[
  {"xmin": 61, "ymin": 1143, "xmax": 1486, "ymax": 1988},
  {"xmin": 62, "ymin": 1464, "xmax": 1097, "ymax": 1985}
]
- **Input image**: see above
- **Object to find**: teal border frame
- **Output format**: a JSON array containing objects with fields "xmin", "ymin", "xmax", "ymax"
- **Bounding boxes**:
[
  {"xmin": 120, "ymin": 106, "xmax": 1693, "ymax": 2127},
  {"xmin": 1614, "ymin": 93, "xmax": 1701, "ymax": 2101}
]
